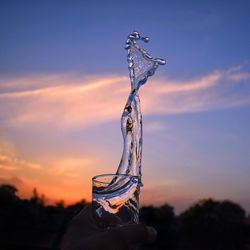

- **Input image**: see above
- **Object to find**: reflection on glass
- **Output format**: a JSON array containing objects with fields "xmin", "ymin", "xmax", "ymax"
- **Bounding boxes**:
[{"xmin": 92, "ymin": 31, "xmax": 166, "ymax": 228}]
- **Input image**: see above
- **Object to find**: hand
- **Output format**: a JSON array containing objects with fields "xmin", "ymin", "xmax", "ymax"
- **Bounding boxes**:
[{"xmin": 60, "ymin": 205, "xmax": 157, "ymax": 250}]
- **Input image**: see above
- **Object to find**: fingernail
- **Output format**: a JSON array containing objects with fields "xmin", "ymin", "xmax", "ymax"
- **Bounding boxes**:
[{"xmin": 146, "ymin": 226, "xmax": 157, "ymax": 243}]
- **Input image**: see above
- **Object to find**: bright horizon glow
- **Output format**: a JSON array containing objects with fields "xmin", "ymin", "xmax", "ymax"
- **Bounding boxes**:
[{"xmin": 1, "ymin": 68, "xmax": 250, "ymax": 213}]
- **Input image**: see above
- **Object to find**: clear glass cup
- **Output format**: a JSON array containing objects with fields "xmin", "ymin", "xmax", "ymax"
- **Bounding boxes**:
[{"xmin": 92, "ymin": 174, "xmax": 140, "ymax": 228}]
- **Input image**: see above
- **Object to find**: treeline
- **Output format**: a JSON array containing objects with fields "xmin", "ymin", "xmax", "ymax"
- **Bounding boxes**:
[
  {"xmin": 140, "ymin": 201, "xmax": 250, "ymax": 249},
  {"xmin": 0, "ymin": 184, "xmax": 250, "ymax": 250}
]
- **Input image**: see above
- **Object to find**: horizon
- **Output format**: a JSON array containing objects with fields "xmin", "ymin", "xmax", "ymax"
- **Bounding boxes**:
[
  {"xmin": 2, "ymin": 182, "xmax": 250, "ymax": 217},
  {"xmin": 0, "ymin": 0, "xmax": 250, "ymax": 214}
]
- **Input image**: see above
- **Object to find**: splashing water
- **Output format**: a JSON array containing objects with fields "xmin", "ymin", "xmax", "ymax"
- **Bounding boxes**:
[
  {"xmin": 92, "ymin": 31, "xmax": 165, "ymax": 224},
  {"xmin": 116, "ymin": 31, "xmax": 166, "ymax": 185}
]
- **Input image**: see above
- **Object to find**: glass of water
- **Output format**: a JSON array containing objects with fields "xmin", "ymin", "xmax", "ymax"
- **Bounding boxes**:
[{"xmin": 92, "ymin": 174, "xmax": 140, "ymax": 228}]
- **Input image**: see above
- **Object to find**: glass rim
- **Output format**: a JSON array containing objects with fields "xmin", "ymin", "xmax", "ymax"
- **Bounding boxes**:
[{"xmin": 92, "ymin": 173, "xmax": 139, "ymax": 184}]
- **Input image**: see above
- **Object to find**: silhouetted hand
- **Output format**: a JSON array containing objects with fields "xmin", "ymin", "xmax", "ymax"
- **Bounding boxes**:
[{"xmin": 61, "ymin": 205, "xmax": 157, "ymax": 250}]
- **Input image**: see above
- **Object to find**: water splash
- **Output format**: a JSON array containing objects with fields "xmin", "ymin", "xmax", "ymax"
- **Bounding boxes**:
[
  {"xmin": 92, "ymin": 31, "xmax": 165, "ymax": 225},
  {"xmin": 116, "ymin": 31, "xmax": 166, "ymax": 185}
]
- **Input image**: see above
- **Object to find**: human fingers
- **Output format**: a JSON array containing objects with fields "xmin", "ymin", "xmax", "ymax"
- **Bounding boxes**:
[
  {"xmin": 63, "ymin": 205, "xmax": 101, "ymax": 242},
  {"xmin": 93, "ymin": 209, "xmax": 123, "ymax": 227},
  {"xmin": 76, "ymin": 224, "xmax": 157, "ymax": 250},
  {"xmin": 109, "ymin": 223, "xmax": 157, "ymax": 245}
]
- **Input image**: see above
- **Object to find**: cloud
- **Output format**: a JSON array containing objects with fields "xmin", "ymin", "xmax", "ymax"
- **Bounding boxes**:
[
  {"xmin": 0, "ymin": 75, "xmax": 127, "ymax": 129},
  {"xmin": 144, "ymin": 121, "xmax": 167, "ymax": 133},
  {"xmin": 141, "ymin": 66, "xmax": 250, "ymax": 115},
  {"xmin": 0, "ymin": 66, "xmax": 249, "ymax": 208},
  {"xmin": 0, "ymin": 138, "xmax": 91, "ymax": 202},
  {"xmin": 0, "ymin": 154, "xmax": 41, "ymax": 170},
  {"xmin": 0, "ymin": 176, "xmax": 24, "ymax": 189},
  {"xmin": 0, "ymin": 65, "xmax": 249, "ymax": 134},
  {"xmin": 0, "ymin": 141, "xmax": 41, "ymax": 171},
  {"xmin": 0, "ymin": 65, "xmax": 249, "ymax": 130}
]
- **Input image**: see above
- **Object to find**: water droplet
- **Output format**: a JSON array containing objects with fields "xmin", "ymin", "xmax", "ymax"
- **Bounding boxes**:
[
  {"xmin": 141, "ymin": 37, "xmax": 149, "ymax": 43},
  {"xmin": 126, "ymin": 39, "xmax": 131, "ymax": 44},
  {"xmin": 128, "ymin": 34, "xmax": 136, "ymax": 40},
  {"xmin": 154, "ymin": 58, "xmax": 166, "ymax": 65},
  {"xmin": 125, "ymin": 44, "xmax": 130, "ymax": 50},
  {"xmin": 132, "ymin": 31, "xmax": 140, "ymax": 40}
]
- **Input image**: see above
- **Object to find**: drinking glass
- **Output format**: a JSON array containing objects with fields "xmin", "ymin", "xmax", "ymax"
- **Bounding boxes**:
[{"xmin": 92, "ymin": 174, "xmax": 140, "ymax": 228}]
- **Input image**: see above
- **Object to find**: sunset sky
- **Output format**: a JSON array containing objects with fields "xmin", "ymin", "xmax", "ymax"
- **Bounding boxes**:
[{"xmin": 0, "ymin": 0, "xmax": 250, "ymax": 213}]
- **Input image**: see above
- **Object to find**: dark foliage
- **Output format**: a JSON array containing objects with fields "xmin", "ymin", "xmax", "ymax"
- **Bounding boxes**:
[
  {"xmin": 179, "ymin": 198, "xmax": 249, "ymax": 250},
  {"xmin": 0, "ymin": 184, "xmax": 249, "ymax": 250},
  {"xmin": 140, "ymin": 204, "xmax": 178, "ymax": 249},
  {"xmin": 0, "ymin": 184, "xmax": 87, "ymax": 250}
]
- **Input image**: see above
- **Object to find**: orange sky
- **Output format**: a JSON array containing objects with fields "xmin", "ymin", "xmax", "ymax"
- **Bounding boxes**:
[{"xmin": 1, "ymin": 70, "xmax": 250, "ymax": 213}]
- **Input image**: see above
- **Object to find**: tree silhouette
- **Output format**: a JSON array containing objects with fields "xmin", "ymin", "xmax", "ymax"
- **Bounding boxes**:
[
  {"xmin": 56, "ymin": 200, "xmax": 65, "ymax": 208},
  {"xmin": 180, "ymin": 198, "xmax": 247, "ymax": 250},
  {"xmin": 30, "ymin": 188, "xmax": 46, "ymax": 206},
  {"xmin": 140, "ymin": 204, "xmax": 177, "ymax": 249},
  {"xmin": 0, "ymin": 184, "xmax": 18, "ymax": 205},
  {"xmin": 0, "ymin": 184, "xmax": 249, "ymax": 250},
  {"xmin": 140, "ymin": 203, "xmax": 175, "ymax": 225}
]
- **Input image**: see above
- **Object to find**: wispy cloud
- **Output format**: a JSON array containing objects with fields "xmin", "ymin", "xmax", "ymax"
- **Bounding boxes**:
[
  {"xmin": 0, "ymin": 75, "xmax": 127, "ymax": 129},
  {"xmin": 0, "ymin": 139, "xmax": 40, "ymax": 171},
  {"xmin": 144, "ymin": 121, "xmax": 167, "ymax": 133},
  {"xmin": 0, "ymin": 153, "xmax": 41, "ymax": 171},
  {"xmin": 0, "ymin": 139, "xmax": 97, "ymax": 203},
  {"xmin": 0, "ymin": 65, "xmax": 249, "ymax": 130},
  {"xmin": 0, "ymin": 65, "xmax": 249, "ymax": 204}
]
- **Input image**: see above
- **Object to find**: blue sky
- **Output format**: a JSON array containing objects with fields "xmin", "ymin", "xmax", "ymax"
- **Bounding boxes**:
[
  {"xmin": 0, "ymin": 0, "xmax": 250, "ymax": 213},
  {"xmin": 1, "ymin": 0, "xmax": 249, "ymax": 76}
]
